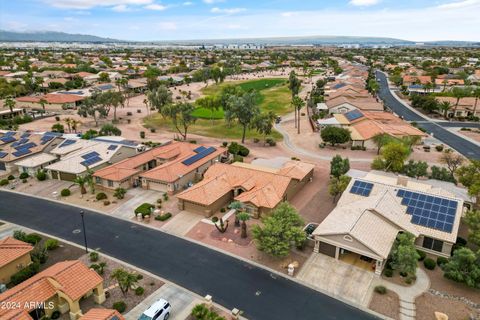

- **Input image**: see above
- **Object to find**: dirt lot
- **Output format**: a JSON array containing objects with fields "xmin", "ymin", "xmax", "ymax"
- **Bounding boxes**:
[
  {"xmin": 368, "ymin": 290, "xmax": 400, "ymax": 320},
  {"xmin": 415, "ymin": 292, "xmax": 479, "ymax": 320}
]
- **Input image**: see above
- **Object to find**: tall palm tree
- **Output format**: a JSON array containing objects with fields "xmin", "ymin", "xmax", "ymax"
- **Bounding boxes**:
[
  {"xmin": 472, "ymin": 87, "xmax": 480, "ymax": 118},
  {"xmin": 451, "ymin": 87, "xmax": 470, "ymax": 118},
  {"xmin": 292, "ymin": 96, "xmax": 305, "ymax": 134},
  {"xmin": 4, "ymin": 97, "xmax": 16, "ymax": 117},
  {"xmin": 39, "ymin": 98, "xmax": 47, "ymax": 115},
  {"xmin": 71, "ymin": 119, "xmax": 80, "ymax": 133},
  {"xmin": 74, "ymin": 175, "xmax": 87, "ymax": 195},
  {"xmin": 229, "ymin": 201, "xmax": 243, "ymax": 227},
  {"xmin": 237, "ymin": 212, "xmax": 251, "ymax": 239},
  {"xmin": 438, "ymin": 101, "xmax": 452, "ymax": 119},
  {"xmin": 64, "ymin": 117, "xmax": 73, "ymax": 133}
]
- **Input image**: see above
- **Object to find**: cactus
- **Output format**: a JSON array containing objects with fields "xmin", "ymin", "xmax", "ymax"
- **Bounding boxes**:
[{"xmin": 211, "ymin": 216, "xmax": 228, "ymax": 233}]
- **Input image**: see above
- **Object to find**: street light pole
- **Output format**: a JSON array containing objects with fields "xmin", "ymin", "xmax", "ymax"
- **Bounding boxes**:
[{"xmin": 80, "ymin": 210, "xmax": 89, "ymax": 253}]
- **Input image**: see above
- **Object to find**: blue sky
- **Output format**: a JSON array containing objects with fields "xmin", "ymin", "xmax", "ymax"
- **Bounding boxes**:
[{"xmin": 1, "ymin": 0, "xmax": 479, "ymax": 41}]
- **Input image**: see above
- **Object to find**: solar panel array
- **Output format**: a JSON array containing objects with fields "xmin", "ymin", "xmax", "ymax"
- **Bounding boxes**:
[
  {"xmin": 182, "ymin": 147, "xmax": 216, "ymax": 166},
  {"xmin": 108, "ymin": 144, "xmax": 118, "ymax": 151},
  {"xmin": 12, "ymin": 149, "xmax": 32, "ymax": 157},
  {"xmin": 40, "ymin": 135, "xmax": 55, "ymax": 145},
  {"xmin": 82, "ymin": 151, "xmax": 99, "ymax": 159},
  {"xmin": 80, "ymin": 151, "xmax": 102, "ymax": 167},
  {"xmin": 194, "ymin": 146, "xmax": 206, "ymax": 153},
  {"xmin": 14, "ymin": 142, "xmax": 36, "ymax": 150},
  {"xmin": 0, "ymin": 151, "xmax": 7, "ymax": 158},
  {"xmin": 0, "ymin": 136, "xmax": 16, "ymax": 144},
  {"xmin": 344, "ymin": 110, "xmax": 364, "ymax": 122},
  {"xmin": 59, "ymin": 139, "xmax": 76, "ymax": 148},
  {"xmin": 397, "ymin": 189, "xmax": 457, "ymax": 233},
  {"xmin": 21, "ymin": 133, "xmax": 31, "ymax": 138},
  {"xmin": 349, "ymin": 180, "xmax": 374, "ymax": 197},
  {"xmin": 11, "ymin": 138, "xmax": 29, "ymax": 147}
]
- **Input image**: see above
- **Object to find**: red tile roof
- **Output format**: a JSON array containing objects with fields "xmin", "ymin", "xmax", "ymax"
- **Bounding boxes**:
[
  {"xmin": 16, "ymin": 93, "xmax": 84, "ymax": 104},
  {"xmin": 0, "ymin": 237, "xmax": 33, "ymax": 268},
  {"xmin": 81, "ymin": 308, "xmax": 125, "ymax": 320}
]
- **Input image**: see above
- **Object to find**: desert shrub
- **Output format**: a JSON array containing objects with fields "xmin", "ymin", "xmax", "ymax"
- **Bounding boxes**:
[
  {"xmin": 417, "ymin": 250, "xmax": 426, "ymax": 261},
  {"xmin": 135, "ymin": 286, "xmax": 145, "ymax": 296},
  {"xmin": 0, "ymin": 179, "xmax": 8, "ymax": 186},
  {"xmin": 10, "ymin": 262, "xmax": 40, "ymax": 285},
  {"xmin": 89, "ymin": 251, "xmax": 99, "ymax": 262},
  {"xmin": 222, "ymin": 141, "xmax": 228, "ymax": 147},
  {"xmin": 253, "ymin": 138, "xmax": 260, "ymax": 143},
  {"xmin": 114, "ymin": 187, "xmax": 126, "ymax": 199},
  {"xmin": 265, "ymin": 137, "xmax": 276, "ymax": 146},
  {"xmin": 96, "ymin": 192, "xmax": 107, "ymax": 201},
  {"xmin": 44, "ymin": 239, "xmax": 59, "ymax": 250},
  {"xmin": 112, "ymin": 301, "xmax": 127, "ymax": 313},
  {"xmin": 220, "ymin": 208, "xmax": 226, "ymax": 213},
  {"xmin": 423, "ymin": 258, "xmax": 436, "ymax": 270},
  {"xmin": 104, "ymin": 200, "xmax": 110, "ymax": 206},
  {"xmin": 7, "ymin": 175, "xmax": 14, "ymax": 180},
  {"xmin": 374, "ymin": 285, "xmax": 387, "ymax": 294},
  {"xmin": 22, "ymin": 179, "xmax": 27, "ymax": 183},
  {"xmin": 19, "ymin": 172, "xmax": 29, "ymax": 179},
  {"xmin": 233, "ymin": 155, "xmax": 243, "ymax": 163},
  {"xmin": 384, "ymin": 268, "xmax": 393, "ymax": 277},
  {"xmin": 60, "ymin": 189, "xmax": 71, "ymax": 197},
  {"xmin": 36, "ymin": 170, "xmax": 47, "ymax": 181},
  {"xmin": 136, "ymin": 274, "xmax": 143, "ymax": 280},
  {"xmin": 155, "ymin": 212, "xmax": 172, "ymax": 221},
  {"xmin": 135, "ymin": 203, "xmax": 154, "ymax": 217},
  {"xmin": 437, "ymin": 256, "xmax": 449, "ymax": 267},
  {"xmin": 435, "ymin": 145, "xmax": 444, "ymax": 152}
]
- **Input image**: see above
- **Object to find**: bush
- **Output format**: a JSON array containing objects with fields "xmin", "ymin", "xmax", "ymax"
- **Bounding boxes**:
[
  {"xmin": 266, "ymin": 137, "xmax": 276, "ymax": 146},
  {"xmin": 222, "ymin": 141, "xmax": 228, "ymax": 147},
  {"xmin": 44, "ymin": 239, "xmax": 59, "ymax": 250},
  {"xmin": 233, "ymin": 155, "xmax": 243, "ymax": 163},
  {"xmin": 114, "ymin": 187, "xmax": 126, "ymax": 199},
  {"xmin": 220, "ymin": 208, "xmax": 226, "ymax": 213},
  {"xmin": 435, "ymin": 145, "xmax": 444, "ymax": 152},
  {"xmin": 22, "ymin": 179, "xmax": 27, "ymax": 183},
  {"xmin": 60, "ymin": 189, "xmax": 71, "ymax": 197},
  {"xmin": 96, "ymin": 192, "xmax": 107, "ymax": 201},
  {"xmin": 384, "ymin": 268, "xmax": 393, "ymax": 277},
  {"xmin": 10, "ymin": 262, "xmax": 40, "ymax": 285},
  {"xmin": 228, "ymin": 142, "xmax": 249, "ymax": 156},
  {"xmin": 150, "ymin": 128, "xmax": 156, "ymax": 133},
  {"xmin": 0, "ymin": 179, "xmax": 8, "ymax": 186},
  {"xmin": 24, "ymin": 234, "xmax": 42, "ymax": 245},
  {"xmin": 104, "ymin": 200, "xmax": 110, "ymax": 206},
  {"xmin": 112, "ymin": 301, "xmax": 127, "ymax": 313},
  {"xmin": 135, "ymin": 286, "xmax": 145, "ymax": 296},
  {"xmin": 135, "ymin": 203, "xmax": 154, "ymax": 217},
  {"xmin": 253, "ymin": 138, "xmax": 260, "ymax": 143},
  {"xmin": 417, "ymin": 250, "xmax": 426, "ymax": 261},
  {"xmin": 163, "ymin": 193, "xmax": 169, "ymax": 201},
  {"xmin": 374, "ymin": 285, "xmax": 387, "ymax": 294},
  {"xmin": 51, "ymin": 311, "xmax": 61, "ymax": 319},
  {"xmin": 136, "ymin": 274, "xmax": 143, "ymax": 280},
  {"xmin": 7, "ymin": 175, "xmax": 15, "ymax": 180},
  {"xmin": 89, "ymin": 251, "xmax": 99, "ymax": 262},
  {"xmin": 140, "ymin": 131, "xmax": 145, "ymax": 139},
  {"xmin": 155, "ymin": 212, "xmax": 172, "ymax": 221},
  {"xmin": 437, "ymin": 256, "xmax": 449, "ymax": 267},
  {"xmin": 36, "ymin": 170, "xmax": 47, "ymax": 181},
  {"xmin": 20, "ymin": 171, "xmax": 30, "ymax": 180},
  {"xmin": 423, "ymin": 258, "xmax": 436, "ymax": 270}
]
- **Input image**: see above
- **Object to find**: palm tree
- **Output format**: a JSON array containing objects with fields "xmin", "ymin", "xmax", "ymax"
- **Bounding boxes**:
[
  {"xmin": 4, "ymin": 97, "xmax": 16, "ymax": 117},
  {"xmin": 292, "ymin": 96, "xmax": 305, "ymax": 134},
  {"xmin": 237, "ymin": 212, "xmax": 250, "ymax": 238},
  {"xmin": 111, "ymin": 268, "xmax": 139, "ymax": 296},
  {"xmin": 438, "ymin": 101, "xmax": 452, "ymax": 119},
  {"xmin": 229, "ymin": 201, "xmax": 243, "ymax": 227},
  {"xmin": 64, "ymin": 117, "xmax": 73, "ymax": 133},
  {"xmin": 39, "ymin": 98, "xmax": 47, "ymax": 115},
  {"xmin": 451, "ymin": 87, "xmax": 469, "ymax": 118},
  {"xmin": 143, "ymin": 97, "xmax": 150, "ymax": 114},
  {"xmin": 74, "ymin": 175, "xmax": 87, "ymax": 195},
  {"xmin": 71, "ymin": 119, "xmax": 80, "ymax": 133},
  {"xmin": 472, "ymin": 87, "xmax": 480, "ymax": 118}
]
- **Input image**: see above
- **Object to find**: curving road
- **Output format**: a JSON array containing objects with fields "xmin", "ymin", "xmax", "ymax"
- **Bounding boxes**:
[
  {"xmin": 0, "ymin": 191, "xmax": 378, "ymax": 320},
  {"xmin": 376, "ymin": 71, "xmax": 480, "ymax": 160}
]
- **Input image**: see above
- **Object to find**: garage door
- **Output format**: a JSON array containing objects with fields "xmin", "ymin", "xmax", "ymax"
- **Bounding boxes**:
[
  {"xmin": 148, "ymin": 180, "xmax": 167, "ymax": 192},
  {"xmin": 0, "ymin": 162, "xmax": 6, "ymax": 171},
  {"xmin": 59, "ymin": 172, "xmax": 77, "ymax": 182},
  {"xmin": 51, "ymin": 171, "xmax": 58, "ymax": 180},
  {"xmin": 318, "ymin": 242, "xmax": 336, "ymax": 258}
]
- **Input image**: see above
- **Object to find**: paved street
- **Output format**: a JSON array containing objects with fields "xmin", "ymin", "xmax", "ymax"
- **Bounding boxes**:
[
  {"xmin": 375, "ymin": 71, "xmax": 480, "ymax": 159},
  {"xmin": 0, "ymin": 191, "xmax": 378, "ymax": 320}
]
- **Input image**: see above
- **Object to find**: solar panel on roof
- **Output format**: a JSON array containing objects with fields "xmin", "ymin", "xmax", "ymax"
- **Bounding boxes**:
[
  {"xmin": 15, "ymin": 142, "xmax": 36, "ymax": 150},
  {"xmin": 80, "ymin": 156, "xmax": 102, "ymax": 167},
  {"xmin": 344, "ymin": 110, "xmax": 364, "ymax": 122},
  {"xmin": 4, "ymin": 131, "xmax": 15, "ymax": 136},
  {"xmin": 396, "ymin": 189, "xmax": 458, "ymax": 233},
  {"xmin": 81, "ymin": 151, "xmax": 100, "ymax": 159},
  {"xmin": 349, "ymin": 180, "xmax": 374, "ymax": 197},
  {"xmin": 0, "ymin": 151, "xmax": 7, "ymax": 158},
  {"xmin": 12, "ymin": 138, "xmax": 29, "ymax": 147},
  {"xmin": 108, "ymin": 144, "xmax": 118, "ymax": 151},
  {"xmin": 20, "ymin": 133, "xmax": 30, "ymax": 138},
  {"xmin": 194, "ymin": 146, "xmax": 206, "ymax": 153},
  {"xmin": 40, "ymin": 135, "xmax": 55, "ymax": 145},
  {"xmin": 12, "ymin": 149, "xmax": 32, "ymax": 157},
  {"xmin": 59, "ymin": 139, "xmax": 76, "ymax": 147},
  {"xmin": 182, "ymin": 147, "xmax": 217, "ymax": 166},
  {"xmin": 0, "ymin": 136, "xmax": 16, "ymax": 144}
]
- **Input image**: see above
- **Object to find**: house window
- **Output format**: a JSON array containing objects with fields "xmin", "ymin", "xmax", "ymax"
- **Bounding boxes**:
[
  {"xmin": 95, "ymin": 177, "xmax": 101, "ymax": 184},
  {"xmin": 108, "ymin": 180, "xmax": 114, "ymax": 187},
  {"xmin": 422, "ymin": 237, "xmax": 443, "ymax": 252}
]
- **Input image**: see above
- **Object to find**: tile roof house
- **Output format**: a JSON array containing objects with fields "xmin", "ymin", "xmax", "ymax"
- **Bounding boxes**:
[
  {"xmin": 80, "ymin": 308, "xmax": 124, "ymax": 320},
  {"xmin": 137, "ymin": 142, "xmax": 227, "ymax": 194},
  {"xmin": 0, "ymin": 237, "xmax": 33, "ymax": 285},
  {"xmin": 312, "ymin": 172, "xmax": 465, "ymax": 275},
  {"xmin": 16, "ymin": 94, "xmax": 84, "ymax": 110},
  {"xmin": 0, "ymin": 131, "xmax": 63, "ymax": 175},
  {"xmin": 435, "ymin": 96, "xmax": 480, "ymax": 118},
  {"xmin": 0, "ymin": 260, "xmax": 105, "ymax": 320},
  {"xmin": 325, "ymin": 96, "xmax": 384, "ymax": 114},
  {"xmin": 177, "ymin": 160, "xmax": 314, "ymax": 218}
]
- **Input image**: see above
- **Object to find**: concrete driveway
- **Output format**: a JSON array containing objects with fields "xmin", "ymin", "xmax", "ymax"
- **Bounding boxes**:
[
  {"xmin": 111, "ymin": 188, "xmax": 162, "ymax": 219},
  {"xmin": 161, "ymin": 211, "xmax": 203, "ymax": 236},
  {"xmin": 125, "ymin": 283, "xmax": 199, "ymax": 320},
  {"xmin": 297, "ymin": 254, "xmax": 375, "ymax": 306}
]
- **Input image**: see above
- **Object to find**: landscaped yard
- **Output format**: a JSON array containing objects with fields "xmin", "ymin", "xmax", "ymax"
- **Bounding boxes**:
[{"xmin": 368, "ymin": 289, "xmax": 400, "ymax": 320}]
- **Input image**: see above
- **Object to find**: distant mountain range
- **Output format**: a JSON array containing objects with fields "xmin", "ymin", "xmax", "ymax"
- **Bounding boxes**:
[
  {"xmin": 0, "ymin": 30, "xmax": 120, "ymax": 43},
  {"xmin": 1, "ymin": 30, "xmax": 479, "ymax": 47}
]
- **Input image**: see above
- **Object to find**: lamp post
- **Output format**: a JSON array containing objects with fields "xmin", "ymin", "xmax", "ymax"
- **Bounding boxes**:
[{"xmin": 79, "ymin": 210, "xmax": 89, "ymax": 253}]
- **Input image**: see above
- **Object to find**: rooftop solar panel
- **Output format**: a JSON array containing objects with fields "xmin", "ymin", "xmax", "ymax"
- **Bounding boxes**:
[
  {"xmin": 108, "ymin": 144, "xmax": 118, "ymax": 151},
  {"xmin": 81, "ymin": 151, "xmax": 100, "ymax": 160},
  {"xmin": 11, "ymin": 138, "xmax": 29, "ymax": 147},
  {"xmin": 20, "ymin": 133, "xmax": 31, "ymax": 138},
  {"xmin": 396, "ymin": 189, "xmax": 458, "ymax": 233},
  {"xmin": 0, "ymin": 136, "xmax": 16, "ymax": 144},
  {"xmin": 80, "ymin": 156, "xmax": 102, "ymax": 167},
  {"xmin": 40, "ymin": 135, "xmax": 55, "ymax": 145},
  {"xmin": 12, "ymin": 149, "xmax": 32, "ymax": 157},
  {"xmin": 4, "ymin": 131, "xmax": 16, "ymax": 136},
  {"xmin": 344, "ymin": 110, "xmax": 364, "ymax": 122},
  {"xmin": 182, "ymin": 147, "xmax": 216, "ymax": 166},
  {"xmin": 15, "ymin": 142, "xmax": 36, "ymax": 150},
  {"xmin": 0, "ymin": 151, "xmax": 7, "ymax": 158},
  {"xmin": 59, "ymin": 139, "xmax": 76, "ymax": 148},
  {"xmin": 349, "ymin": 180, "xmax": 374, "ymax": 197},
  {"xmin": 194, "ymin": 146, "xmax": 206, "ymax": 153}
]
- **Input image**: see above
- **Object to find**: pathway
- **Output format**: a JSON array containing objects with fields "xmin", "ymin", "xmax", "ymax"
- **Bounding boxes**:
[
  {"xmin": 161, "ymin": 211, "xmax": 204, "ymax": 236},
  {"xmin": 372, "ymin": 268, "xmax": 430, "ymax": 320}
]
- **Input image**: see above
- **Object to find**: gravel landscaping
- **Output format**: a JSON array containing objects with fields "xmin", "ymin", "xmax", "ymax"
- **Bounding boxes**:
[{"xmin": 368, "ymin": 289, "xmax": 400, "ymax": 320}]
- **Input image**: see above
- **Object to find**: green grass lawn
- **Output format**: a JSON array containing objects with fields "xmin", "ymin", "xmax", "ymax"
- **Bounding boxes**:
[{"xmin": 143, "ymin": 114, "xmax": 283, "ymax": 141}]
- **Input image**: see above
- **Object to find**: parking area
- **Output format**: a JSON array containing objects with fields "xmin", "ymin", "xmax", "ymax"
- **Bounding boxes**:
[
  {"xmin": 296, "ymin": 253, "xmax": 375, "ymax": 306},
  {"xmin": 125, "ymin": 283, "xmax": 199, "ymax": 320}
]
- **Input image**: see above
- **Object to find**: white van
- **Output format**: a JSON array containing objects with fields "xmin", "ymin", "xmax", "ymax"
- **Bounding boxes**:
[{"xmin": 138, "ymin": 299, "xmax": 171, "ymax": 320}]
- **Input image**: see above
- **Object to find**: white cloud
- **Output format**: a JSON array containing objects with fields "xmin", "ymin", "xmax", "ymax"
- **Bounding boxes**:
[
  {"xmin": 437, "ymin": 0, "xmax": 480, "ymax": 9},
  {"xmin": 157, "ymin": 22, "xmax": 177, "ymax": 30},
  {"xmin": 203, "ymin": 0, "xmax": 224, "ymax": 4},
  {"xmin": 349, "ymin": 0, "xmax": 381, "ymax": 6},
  {"xmin": 211, "ymin": 7, "xmax": 245, "ymax": 14},
  {"xmin": 183, "ymin": 1, "xmax": 193, "ymax": 5},
  {"xmin": 44, "ymin": 0, "xmax": 153, "ymax": 9},
  {"xmin": 281, "ymin": 12, "xmax": 298, "ymax": 17},
  {"xmin": 144, "ymin": 3, "xmax": 168, "ymax": 10},
  {"xmin": 112, "ymin": 4, "xmax": 131, "ymax": 12}
]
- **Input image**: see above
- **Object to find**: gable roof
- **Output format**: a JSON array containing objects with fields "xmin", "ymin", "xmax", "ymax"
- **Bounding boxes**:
[
  {"xmin": 0, "ymin": 237, "xmax": 33, "ymax": 268},
  {"xmin": 80, "ymin": 308, "xmax": 124, "ymax": 320}
]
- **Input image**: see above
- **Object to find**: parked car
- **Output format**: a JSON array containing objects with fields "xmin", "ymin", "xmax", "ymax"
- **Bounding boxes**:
[{"xmin": 138, "ymin": 299, "xmax": 171, "ymax": 320}]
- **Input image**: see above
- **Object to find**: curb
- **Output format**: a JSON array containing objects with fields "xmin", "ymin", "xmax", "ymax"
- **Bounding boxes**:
[{"xmin": 0, "ymin": 189, "xmax": 386, "ymax": 319}]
